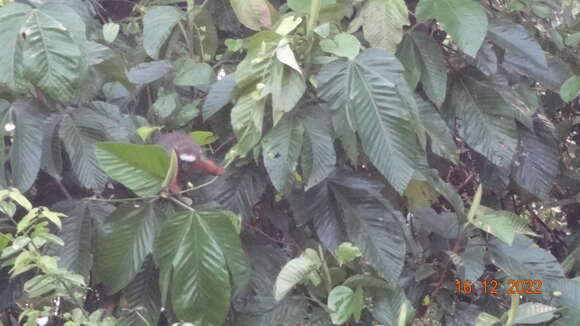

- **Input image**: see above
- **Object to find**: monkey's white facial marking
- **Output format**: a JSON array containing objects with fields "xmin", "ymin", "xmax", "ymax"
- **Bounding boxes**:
[{"xmin": 180, "ymin": 154, "xmax": 197, "ymax": 162}]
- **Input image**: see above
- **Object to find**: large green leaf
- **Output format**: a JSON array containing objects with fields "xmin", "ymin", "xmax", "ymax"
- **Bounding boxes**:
[
  {"xmin": 271, "ymin": 58, "xmax": 305, "ymax": 124},
  {"xmin": 51, "ymin": 200, "xmax": 114, "ymax": 280},
  {"xmin": 445, "ymin": 75, "xmax": 518, "ymax": 169},
  {"xmin": 154, "ymin": 209, "xmax": 230, "ymax": 325},
  {"xmin": 263, "ymin": 113, "xmax": 304, "ymax": 194},
  {"xmin": 60, "ymin": 110, "xmax": 108, "ymax": 190},
  {"xmin": 301, "ymin": 107, "xmax": 336, "ymax": 190},
  {"xmin": 488, "ymin": 235, "xmax": 565, "ymax": 281},
  {"xmin": 11, "ymin": 101, "xmax": 44, "ymax": 192},
  {"xmin": 487, "ymin": 24, "xmax": 547, "ymax": 69},
  {"xmin": 397, "ymin": 32, "xmax": 448, "ymax": 107},
  {"xmin": 203, "ymin": 75, "xmax": 236, "ymax": 121},
  {"xmin": 330, "ymin": 174, "xmax": 406, "ymax": 284},
  {"xmin": 95, "ymin": 142, "xmax": 170, "ymax": 197},
  {"xmin": 327, "ymin": 286, "xmax": 364, "ymax": 324},
  {"xmin": 196, "ymin": 165, "xmax": 267, "ymax": 220},
  {"xmin": 0, "ymin": 2, "xmax": 29, "ymax": 92},
  {"xmin": 317, "ymin": 48, "xmax": 427, "ymax": 194},
  {"xmin": 415, "ymin": 96, "xmax": 457, "ymax": 162},
  {"xmin": 21, "ymin": 5, "xmax": 85, "ymax": 104},
  {"xmin": 143, "ymin": 6, "xmax": 184, "ymax": 59},
  {"xmin": 370, "ymin": 286, "xmax": 415, "ymax": 325},
  {"xmin": 502, "ymin": 54, "xmax": 571, "ymax": 91},
  {"xmin": 416, "ymin": 0, "xmax": 488, "ymax": 57},
  {"xmin": 127, "ymin": 60, "xmax": 172, "ymax": 85},
  {"xmin": 95, "ymin": 203, "xmax": 160, "ymax": 294},
  {"xmin": 118, "ymin": 257, "xmax": 161, "ymax": 326},
  {"xmin": 41, "ymin": 113, "xmax": 64, "ymax": 180},
  {"xmin": 561, "ymin": 75, "xmax": 580, "ymax": 102},
  {"xmin": 229, "ymin": 0, "xmax": 278, "ymax": 31},
  {"xmin": 349, "ymin": 0, "xmax": 408, "ymax": 53},
  {"xmin": 471, "ymin": 206, "xmax": 536, "ymax": 245},
  {"xmin": 273, "ymin": 248, "xmax": 321, "ymax": 301},
  {"xmin": 513, "ymin": 115, "xmax": 559, "ymax": 200}
]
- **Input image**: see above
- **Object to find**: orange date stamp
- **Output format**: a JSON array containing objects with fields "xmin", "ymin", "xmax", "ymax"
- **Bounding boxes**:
[{"xmin": 455, "ymin": 279, "xmax": 543, "ymax": 295}]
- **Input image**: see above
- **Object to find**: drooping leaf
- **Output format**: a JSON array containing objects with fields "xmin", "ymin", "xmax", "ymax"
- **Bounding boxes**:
[
  {"xmin": 416, "ymin": 0, "xmax": 488, "ymax": 57},
  {"xmin": 21, "ymin": 4, "xmax": 85, "ymax": 103},
  {"xmin": 271, "ymin": 59, "xmax": 305, "ymax": 124},
  {"xmin": 40, "ymin": 113, "xmax": 64, "ymax": 180},
  {"xmin": 415, "ymin": 96, "xmax": 457, "ymax": 162},
  {"xmin": 301, "ymin": 107, "xmax": 336, "ymax": 190},
  {"xmin": 50, "ymin": 200, "xmax": 114, "ymax": 280},
  {"xmin": 317, "ymin": 48, "xmax": 427, "ymax": 193},
  {"xmin": 118, "ymin": 257, "xmax": 162, "ymax": 326},
  {"xmin": 143, "ymin": 6, "xmax": 184, "ymax": 59},
  {"xmin": 0, "ymin": 2, "xmax": 29, "ymax": 92},
  {"xmin": 95, "ymin": 203, "xmax": 160, "ymax": 295},
  {"xmin": 127, "ymin": 60, "xmax": 172, "ymax": 85},
  {"xmin": 229, "ymin": 0, "xmax": 278, "ymax": 31},
  {"xmin": 349, "ymin": 0, "xmax": 408, "ymax": 53},
  {"xmin": 330, "ymin": 174, "xmax": 406, "ymax": 284},
  {"xmin": 273, "ymin": 248, "xmax": 321, "ymax": 301},
  {"xmin": 196, "ymin": 164, "xmax": 267, "ymax": 220},
  {"xmin": 95, "ymin": 142, "xmax": 170, "ymax": 197},
  {"xmin": 262, "ymin": 114, "xmax": 304, "ymax": 194},
  {"xmin": 487, "ymin": 23, "xmax": 548, "ymax": 69},
  {"xmin": 59, "ymin": 110, "xmax": 108, "ymax": 190},
  {"xmin": 471, "ymin": 206, "xmax": 536, "ymax": 245},
  {"xmin": 203, "ymin": 74, "xmax": 236, "ymax": 121},
  {"xmin": 445, "ymin": 74, "xmax": 518, "ymax": 169},
  {"xmin": 327, "ymin": 286, "xmax": 364, "ymax": 324},
  {"xmin": 513, "ymin": 115, "xmax": 559, "ymax": 200},
  {"xmin": 154, "ymin": 209, "xmax": 231, "ymax": 324},
  {"xmin": 11, "ymin": 101, "xmax": 44, "ymax": 192}
]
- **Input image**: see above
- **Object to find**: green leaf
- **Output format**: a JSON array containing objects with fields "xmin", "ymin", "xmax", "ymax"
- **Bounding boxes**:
[
  {"xmin": 330, "ymin": 174, "xmax": 406, "ymax": 284},
  {"xmin": 319, "ymin": 33, "xmax": 361, "ymax": 60},
  {"xmin": 95, "ymin": 203, "xmax": 160, "ymax": 294},
  {"xmin": 317, "ymin": 49, "xmax": 427, "ymax": 193},
  {"xmin": 415, "ymin": 96, "xmax": 457, "ymax": 162},
  {"xmin": 11, "ymin": 101, "xmax": 44, "ymax": 192},
  {"xmin": 350, "ymin": 0, "xmax": 408, "ymax": 53},
  {"xmin": 21, "ymin": 5, "xmax": 85, "ymax": 104},
  {"xmin": 336, "ymin": 243, "xmax": 362, "ymax": 266},
  {"xmin": 513, "ymin": 303, "xmax": 558, "ymax": 324},
  {"xmin": 0, "ymin": 2, "xmax": 30, "ymax": 92},
  {"xmin": 95, "ymin": 142, "xmax": 170, "ymax": 197},
  {"xmin": 154, "ymin": 210, "xmax": 231, "ymax": 324},
  {"xmin": 475, "ymin": 313, "xmax": 501, "ymax": 326},
  {"xmin": 127, "ymin": 60, "xmax": 172, "ymax": 85},
  {"xmin": 152, "ymin": 91, "xmax": 178, "ymax": 121},
  {"xmin": 59, "ymin": 111, "xmax": 108, "ymax": 190},
  {"xmin": 203, "ymin": 75, "xmax": 236, "ymax": 121},
  {"xmin": 41, "ymin": 114, "xmax": 64, "ymax": 180},
  {"xmin": 301, "ymin": 107, "xmax": 336, "ymax": 190},
  {"xmin": 327, "ymin": 286, "xmax": 364, "ymax": 324},
  {"xmin": 503, "ymin": 53, "xmax": 571, "ymax": 91},
  {"xmin": 369, "ymin": 287, "xmax": 415, "ymax": 326},
  {"xmin": 271, "ymin": 59, "xmax": 305, "ymax": 124},
  {"xmin": 102, "ymin": 22, "xmax": 120, "ymax": 43},
  {"xmin": 513, "ymin": 115, "xmax": 559, "ymax": 200},
  {"xmin": 487, "ymin": 24, "xmax": 547, "ymax": 69},
  {"xmin": 137, "ymin": 126, "xmax": 163, "ymax": 142},
  {"xmin": 445, "ymin": 75, "xmax": 518, "ymax": 169},
  {"xmin": 190, "ymin": 131, "xmax": 218, "ymax": 146},
  {"xmin": 471, "ymin": 206, "xmax": 536, "ymax": 245},
  {"xmin": 117, "ymin": 258, "xmax": 161, "ymax": 326},
  {"xmin": 288, "ymin": 0, "xmax": 335, "ymax": 13},
  {"xmin": 416, "ymin": 0, "xmax": 488, "ymax": 57},
  {"xmin": 263, "ymin": 114, "xmax": 304, "ymax": 194},
  {"xmin": 398, "ymin": 32, "xmax": 448, "ymax": 107},
  {"xmin": 50, "ymin": 200, "xmax": 114, "ymax": 280},
  {"xmin": 229, "ymin": 0, "xmax": 278, "ymax": 31},
  {"xmin": 560, "ymin": 75, "xmax": 580, "ymax": 102},
  {"xmin": 174, "ymin": 59, "xmax": 216, "ymax": 87},
  {"xmin": 143, "ymin": 6, "xmax": 184, "ymax": 59},
  {"xmin": 273, "ymin": 248, "xmax": 321, "ymax": 301}
]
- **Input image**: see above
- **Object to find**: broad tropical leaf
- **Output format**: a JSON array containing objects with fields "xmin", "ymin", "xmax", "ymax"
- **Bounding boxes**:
[
  {"xmin": 95, "ymin": 142, "xmax": 170, "ymax": 197},
  {"xmin": 445, "ymin": 74, "xmax": 518, "ymax": 169},
  {"xmin": 327, "ymin": 286, "xmax": 363, "ymax": 324},
  {"xmin": 317, "ymin": 48, "xmax": 427, "ymax": 193},
  {"xmin": 487, "ymin": 23, "xmax": 547, "ymax": 69},
  {"xmin": 513, "ymin": 115, "xmax": 559, "ymax": 200},
  {"xmin": 154, "ymin": 209, "xmax": 231, "ymax": 325},
  {"xmin": 416, "ymin": 0, "xmax": 488, "ymax": 57},
  {"xmin": 262, "ymin": 113, "xmax": 304, "ymax": 194},
  {"xmin": 415, "ymin": 96, "xmax": 457, "ymax": 162},
  {"xmin": 330, "ymin": 173, "xmax": 406, "ymax": 284},
  {"xmin": 471, "ymin": 206, "xmax": 536, "ymax": 245},
  {"xmin": 51, "ymin": 200, "xmax": 114, "ymax": 280},
  {"xmin": 11, "ymin": 101, "xmax": 44, "ymax": 192},
  {"xmin": 118, "ymin": 257, "xmax": 161, "ymax": 326},
  {"xmin": 143, "ymin": 6, "xmax": 184, "ymax": 59},
  {"xmin": 59, "ymin": 110, "xmax": 108, "ymax": 190},
  {"xmin": 0, "ymin": 2, "xmax": 29, "ymax": 92},
  {"xmin": 273, "ymin": 248, "xmax": 321, "ymax": 301},
  {"xmin": 41, "ymin": 114, "xmax": 64, "ymax": 180},
  {"xmin": 301, "ymin": 107, "xmax": 336, "ymax": 190},
  {"xmin": 203, "ymin": 75, "xmax": 236, "ymax": 121},
  {"xmin": 95, "ymin": 203, "xmax": 160, "ymax": 294}
]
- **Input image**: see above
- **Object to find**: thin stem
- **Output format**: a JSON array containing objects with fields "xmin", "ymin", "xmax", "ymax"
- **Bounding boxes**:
[
  {"xmin": 169, "ymin": 196, "xmax": 196, "ymax": 212},
  {"xmin": 504, "ymin": 294, "xmax": 520, "ymax": 326},
  {"xmin": 318, "ymin": 245, "xmax": 332, "ymax": 294}
]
